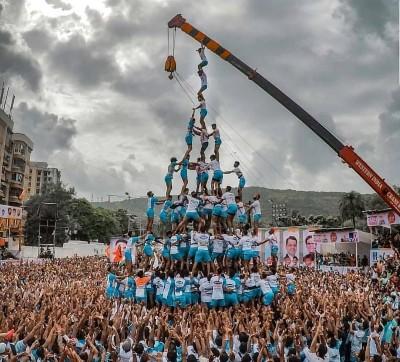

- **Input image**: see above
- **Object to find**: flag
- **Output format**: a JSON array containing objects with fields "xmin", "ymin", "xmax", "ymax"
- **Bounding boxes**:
[{"xmin": 18, "ymin": 189, "xmax": 27, "ymax": 201}]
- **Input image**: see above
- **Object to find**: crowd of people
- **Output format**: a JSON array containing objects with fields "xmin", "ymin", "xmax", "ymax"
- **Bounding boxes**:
[{"xmin": 2, "ymin": 252, "xmax": 400, "ymax": 361}]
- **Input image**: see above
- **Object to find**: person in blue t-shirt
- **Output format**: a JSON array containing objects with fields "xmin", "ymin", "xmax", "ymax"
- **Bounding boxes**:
[
  {"xmin": 146, "ymin": 191, "xmax": 164, "ymax": 233},
  {"xmin": 165, "ymin": 157, "xmax": 180, "ymax": 198}
]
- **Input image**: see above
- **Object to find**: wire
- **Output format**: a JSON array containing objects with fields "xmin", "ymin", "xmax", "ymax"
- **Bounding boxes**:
[
  {"xmin": 175, "ymin": 71, "xmax": 297, "ymax": 188},
  {"xmin": 174, "ymin": 72, "xmax": 268, "ymax": 187},
  {"xmin": 172, "ymin": 28, "xmax": 176, "ymax": 57},
  {"xmin": 174, "ymin": 74, "xmax": 196, "ymax": 105},
  {"xmin": 167, "ymin": 27, "xmax": 170, "ymax": 56}
]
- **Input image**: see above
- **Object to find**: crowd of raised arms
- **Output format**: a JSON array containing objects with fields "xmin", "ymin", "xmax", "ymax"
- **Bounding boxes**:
[{"xmin": 2, "ymin": 255, "xmax": 400, "ymax": 362}]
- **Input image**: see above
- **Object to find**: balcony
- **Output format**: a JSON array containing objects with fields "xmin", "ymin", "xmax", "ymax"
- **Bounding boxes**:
[
  {"xmin": 12, "ymin": 164, "xmax": 24, "ymax": 173},
  {"xmin": 9, "ymin": 196, "xmax": 22, "ymax": 205},
  {"xmin": 13, "ymin": 151, "xmax": 26, "ymax": 161},
  {"xmin": 10, "ymin": 180, "xmax": 23, "ymax": 189}
]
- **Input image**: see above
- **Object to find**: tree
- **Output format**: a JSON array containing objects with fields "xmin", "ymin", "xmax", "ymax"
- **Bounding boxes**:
[
  {"xmin": 339, "ymin": 191, "xmax": 365, "ymax": 229},
  {"xmin": 114, "ymin": 209, "xmax": 129, "ymax": 235},
  {"xmin": 25, "ymin": 184, "xmax": 122, "ymax": 245},
  {"xmin": 24, "ymin": 183, "xmax": 75, "ymax": 245}
]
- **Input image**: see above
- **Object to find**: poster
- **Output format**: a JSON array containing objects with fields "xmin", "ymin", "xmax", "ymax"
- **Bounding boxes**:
[
  {"xmin": 302, "ymin": 230, "xmax": 318, "ymax": 267},
  {"xmin": 0, "ymin": 205, "xmax": 22, "ymax": 219},
  {"xmin": 370, "ymin": 249, "xmax": 395, "ymax": 266},
  {"xmin": 282, "ymin": 228, "xmax": 300, "ymax": 267},
  {"xmin": 313, "ymin": 230, "xmax": 359, "ymax": 243},
  {"xmin": 108, "ymin": 237, "xmax": 128, "ymax": 263},
  {"xmin": 0, "ymin": 218, "xmax": 8, "ymax": 231},
  {"xmin": 263, "ymin": 229, "xmax": 279, "ymax": 266},
  {"xmin": 367, "ymin": 211, "xmax": 400, "ymax": 227}
]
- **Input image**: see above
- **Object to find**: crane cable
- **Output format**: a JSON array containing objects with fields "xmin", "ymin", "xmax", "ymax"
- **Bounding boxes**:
[
  {"xmin": 174, "ymin": 71, "xmax": 275, "ymax": 185},
  {"xmin": 173, "ymin": 71, "xmax": 268, "ymax": 187},
  {"xmin": 175, "ymin": 71, "xmax": 299, "ymax": 189}
]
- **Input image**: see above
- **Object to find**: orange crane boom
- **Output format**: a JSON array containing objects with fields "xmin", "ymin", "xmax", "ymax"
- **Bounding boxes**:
[{"xmin": 167, "ymin": 14, "xmax": 400, "ymax": 215}]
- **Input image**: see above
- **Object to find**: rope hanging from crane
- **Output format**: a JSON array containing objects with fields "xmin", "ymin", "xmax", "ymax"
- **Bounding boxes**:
[{"xmin": 164, "ymin": 28, "xmax": 177, "ymax": 79}]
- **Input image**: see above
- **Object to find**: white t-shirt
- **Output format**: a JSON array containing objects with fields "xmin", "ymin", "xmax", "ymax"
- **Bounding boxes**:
[
  {"xmin": 186, "ymin": 196, "xmax": 200, "ymax": 212},
  {"xmin": 302, "ymin": 347, "xmax": 329, "ymax": 362},
  {"xmin": 236, "ymin": 202, "xmax": 245, "ymax": 216},
  {"xmin": 170, "ymin": 236, "xmax": 179, "ymax": 255},
  {"xmin": 119, "ymin": 338, "xmax": 134, "ymax": 362},
  {"xmin": 233, "ymin": 167, "xmax": 243, "ymax": 178},
  {"xmin": 200, "ymin": 72, "xmax": 207, "ymax": 87},
  {"xmin": 240, "ymin": 236, "xmax": 253, "ymax": 251},
  {"xmin": 198, "ymin": 161, "xmax": 208, "ymax": 172},
  {"xmin": 195, "ymin": 233, "xmax": 210, "ymax": 250},
  {"xmin": 267, "ymin": 274, "xmax": 279, "ymax": 288},
  {"xmin": 212, "ymin": 238, "xmax": 224, "ymax": 254},
  {"xmin": 199, "ymin": 278, "xmax": 213, "ymax": 303},
  {"xmin": 259, "ymin": 279, "xmax": 272, "ymax": 294},
  {"xmin": 210, "ymin": 275, "xmax": 224, "ymax": 300},
  {"xmin": 222, "ymin": 192, "xmax": 235, "ymax": 205},
  {"xmin": 251, "ymin": 200, "xmax": 261, "ymax": 215},
  {"xmin": 199, "ymin": 48, "xmax": 207, "ymax": 61},
  {"xmin": 209, "ymin": 159, "xmax": 221, "ymax": 171},
  {"xmin": 190, "ymin": 231, "xmax": 198, "ymax": 246},
  {"xmin": 200, "ymin": 129, "xmax": 208, "ymax": 144},
  {"xmin": 286, "ymin": 273, "xmax": 295, "ymax": 283}
]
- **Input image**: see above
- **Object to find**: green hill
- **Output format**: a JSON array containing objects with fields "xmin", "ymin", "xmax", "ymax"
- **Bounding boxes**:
[{"xmin": 92, "ymin": 187, "xmax": 378, "ymax": 223}]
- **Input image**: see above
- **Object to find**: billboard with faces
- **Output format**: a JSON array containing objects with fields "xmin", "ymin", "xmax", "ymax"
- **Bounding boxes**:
[
  {"xmin": 282, "ymin": 228, "xmax": 300, "ymax": 268},
  {"xmin": 302, "ymin": 230, "xmax": 318, "ymax": 268}
]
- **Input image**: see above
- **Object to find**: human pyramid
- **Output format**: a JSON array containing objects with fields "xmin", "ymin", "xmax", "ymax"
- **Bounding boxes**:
[{"xmin": 106, "ymin": 45, "xmax": 289, "ymax": 310}]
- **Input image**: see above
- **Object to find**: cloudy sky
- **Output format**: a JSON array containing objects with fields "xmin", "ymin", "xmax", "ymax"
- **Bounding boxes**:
[{"xmin": 0, "ymin": 0, "xmax": 398, "ymax": 200}]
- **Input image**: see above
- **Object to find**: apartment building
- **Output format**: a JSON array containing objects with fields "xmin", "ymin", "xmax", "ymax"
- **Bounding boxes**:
[
  {"xmin": 0, "ymin": 108, "xmax": 34, "ymax": 206},
  {"xmin": 9, "ymin": 133, "xmax": 33, "ymax": 206},
  {"xmin": 26, "ymin": 161, "xmax": 61, "ymax": 197}
]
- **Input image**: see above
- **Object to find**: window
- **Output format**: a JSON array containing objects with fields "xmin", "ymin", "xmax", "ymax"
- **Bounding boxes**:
[{"xmin": 36, "ymin": 188, "xmax": 40, "ymax": 194}]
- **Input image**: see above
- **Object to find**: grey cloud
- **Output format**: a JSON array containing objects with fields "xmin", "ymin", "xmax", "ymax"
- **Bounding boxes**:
[
  {"xmin": 45, "ymin": 0, "xmax": 72, "ymax": 11},
  {"xmin": 48, "ymin": 34, "xmax": 119, "ymax": 88},
  {"xmin": 23, "ymin": 28, "xmax": 54, "ymax": 52},
  {"xmin": 4, "ymin": 0, "xmax": 399, "ymax": 197},
  {"xmin": 0, "ymin": 29, "xmax": 42, "ymax": 91},
  {"xmin": 2, "ymin": 0, "xmax": 25, "ymax": 21},
  {"xmin": 14, "ymin": 102, "xmax": 77, "ymax": 160},
  {"xmin": 337, "ymin": 0, "xmax": 396, "ymax": 38},
  {"xmin": 379, "ymin": 89, "xmax": 400, "ymax": 140}
]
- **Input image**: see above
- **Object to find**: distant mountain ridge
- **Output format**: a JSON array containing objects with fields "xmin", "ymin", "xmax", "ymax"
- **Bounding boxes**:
[{"xmin": 92, "ymin": 187, "xmax": 377, "ymax": 223}]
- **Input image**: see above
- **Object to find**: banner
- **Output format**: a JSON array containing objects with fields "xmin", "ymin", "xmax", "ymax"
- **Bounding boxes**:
[
  {"xmin": 302, "ymin": 230, "xmax": 318, "ymax": 267},
  {"xmin": 0, "ymin": 205, "xmax": 22, "ymax": 220},
  {"xmin": 370, "ymin": 248, "xmax": 395, "ymax": 266},
  {"xmin": 108, "ymin": 237, "xmax": 128, "ymax": 263},
  {"xmin": 282, "ymin": 228, "xmax": 300, "ymax": 267},
  {"xmin": 314, "ymin": 229, "xmax": 359, "ymax": 243},
  {"xmin": 263, "ymin": 229, "xmax": 279, "ymax": 266},
  {"xmin": 367, "ymin": 210, "xmax": 400, "ymax": 227}
]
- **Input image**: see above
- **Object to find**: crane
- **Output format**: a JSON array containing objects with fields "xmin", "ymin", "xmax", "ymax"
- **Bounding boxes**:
[{"xmin": 166, "ymin": 14, "xmax": 400, "ymax": 216}]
